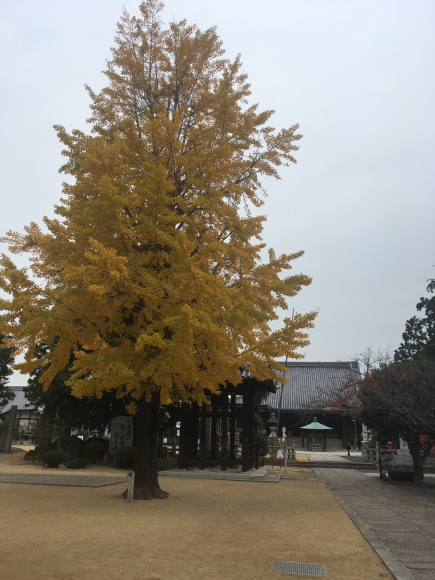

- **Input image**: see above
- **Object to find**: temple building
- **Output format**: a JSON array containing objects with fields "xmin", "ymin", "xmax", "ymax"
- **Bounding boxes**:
[
  {"xmin": 259, "ymin": 361, "xmax": 362, "ymax": 451},
  {"xmin": 0, "ymin": 387, "xmax": 39, "ymax": 439}
]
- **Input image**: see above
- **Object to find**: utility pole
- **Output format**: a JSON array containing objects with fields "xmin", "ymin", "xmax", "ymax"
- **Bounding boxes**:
[
  {"xmin": 378, "ymin": 431, "xmax": 383, "ymax": 480},
  {"xmin": 276, "ymin": 356, "xmax": 287, "ymax": 440},
  {"xmin": 276, "ymin": 310, "xmax": 292, "ymax": 438}
]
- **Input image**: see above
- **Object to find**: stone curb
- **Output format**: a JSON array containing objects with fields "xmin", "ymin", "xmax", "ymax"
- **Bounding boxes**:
[
  {"xmin": 158, "ymin": 470, "xmax": 281, "ymax": 483},
  {"xmin": 313, "ymin": 468, "xmax": 415, "ymax": 580}
]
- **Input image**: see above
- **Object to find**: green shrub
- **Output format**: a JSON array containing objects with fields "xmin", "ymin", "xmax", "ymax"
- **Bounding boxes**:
[
  {"xmin": 253, "ymin": 414, "xmax": 269, "ymax": 468},
  {"xmin": 41, "ymin": 451, "xmax": 64, "ymax": 468},
  {"xmin": 66, "ymin": 458, "xmax": 89, "ymax": 469},
  {"xmin": 76, "ymin": 428, "xmax": 89, "ymax": 441},
  {"xmin": 388, "ymin": 470, "xmax": 414, "ymax": 482},
  {"xmin": 84, "ymin": 440, "xmax": 106, "ymax": 463},
  {"xmin": 116, "ymin": 446, "xmax": 135, "ymax": 469}
]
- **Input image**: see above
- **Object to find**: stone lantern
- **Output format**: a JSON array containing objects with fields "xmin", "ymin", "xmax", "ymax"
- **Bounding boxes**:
[
  {"xmin": 267, "ymin": 413, "xmax": 285, "ymax": 469},
  {"xmin": 267, "ymin": 412, "xmax": 278, "ymax": 438}
]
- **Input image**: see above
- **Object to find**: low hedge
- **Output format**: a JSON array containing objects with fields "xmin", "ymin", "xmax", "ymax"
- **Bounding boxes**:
[
  {"xmin": 41, "ymin": 451, "xmax": 64, "ymax": 468},
  {"xmin": 116, "ymin": 446, "xmax": 135, "ymax": 469},
  {"xmin": 84, "ymin": 440, "xmax": 106, "ymax": 463},
  {"xmin": 388, "ymin": 470, "xmax": 414, "ymax": 482}
]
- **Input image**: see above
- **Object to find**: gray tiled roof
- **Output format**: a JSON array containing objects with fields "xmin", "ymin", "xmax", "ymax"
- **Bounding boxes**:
[
  {"xmin": 264, "ymin": 361, "xmax": 361, "ymax": 411},
  {"xmin": 0, "ymin": 387, "xmax": 37, "ymax": 415}
]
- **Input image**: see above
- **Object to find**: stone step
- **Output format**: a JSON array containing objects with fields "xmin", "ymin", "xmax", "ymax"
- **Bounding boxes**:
[{"xmin": 285, "ymin": 461, "xmax": 376, "ymax": 469}]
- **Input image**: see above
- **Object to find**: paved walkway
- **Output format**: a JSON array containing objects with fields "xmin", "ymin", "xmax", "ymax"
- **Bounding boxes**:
[
  {"xmin": 315, "ymin": 468, "xmax": 435, "ymax": 580},
  {"xmin": 306, "ymin": 451, "xmax": 352, "ymax": 462},
  {"xmin": 0, "ymin": 472, "xmax": 127, "ymax": 487}
]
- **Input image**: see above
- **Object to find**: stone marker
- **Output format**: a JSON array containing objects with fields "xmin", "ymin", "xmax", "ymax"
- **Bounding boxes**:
[{"xmin": 109, "ymin": 416, "xmax": 134, "ymax": 454}]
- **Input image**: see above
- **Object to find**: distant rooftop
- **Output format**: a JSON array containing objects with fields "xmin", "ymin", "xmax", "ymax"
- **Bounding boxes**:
[
  {"xmin": 264, "ymin": 361, "xmax": 361, "ymax": 411},
  {"xmin": 0, "ymin": 387, "xmax": 37, "ymax": 415}
]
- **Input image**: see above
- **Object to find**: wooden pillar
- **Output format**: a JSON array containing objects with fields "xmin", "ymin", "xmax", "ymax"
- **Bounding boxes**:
[
  {"xmin": 323, "ymin": 432, "xmax": 326, "ymax": 452},
  {"xmin": 186, "ymin": 402, "xmax": 199, "ymax": 460},
  {"xmin": 229, "ymin": 394, "xmax": 236, "ymax": 460},
  {"xmin": 178, "ymin": 402, "xmax": 189, "ymax": 469},
  {"xmin": 242, "ymin": 382, "xmax": 254, "ymax": 472},
  {"xmin": 157, "ymin": 429, "xmax": 164, "ymax": 455},
  {"xmin": 210, "ymin": 406, "xmax": 217, "ymax": 460},
  {"xmin": 220, "ymin": 391, "xmax": 228, "ymax": 471},
  {"xmin": 198, "ymin": 404, "xmax": 207, "ymax": 470},
  {"xmin": 171, "ymin": 427, "xmax": 177, "ymax": 458},
  {"xmin": 205, "ymin": 406, "xmax": 211, "ymax": 456},
  {"xmin": 4, "ymin": 405, "xmax": 17, "ymax": 454},
  {"xmin": 301, "ymin": 430, "xmax": 305, "ymax": 449}
]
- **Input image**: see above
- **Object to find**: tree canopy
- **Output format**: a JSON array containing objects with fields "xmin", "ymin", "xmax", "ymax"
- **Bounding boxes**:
[
  {"xmin": 359, "ymin": 358, "xmax": 435, "ymax": 483},
  {"xmin": 26, "ymin": 342, "xmax": 129, "ymax": 433},
  {"xmin": 0, "ymin": 0, "xmax": 316, "ymax": 497},
  {"xmin": 348, "ymin": 275, "xmax": 435, "ymax": 484},
  {"xmin": 394, "ymin": 278, "xmax": 435, "ymax": 362}
]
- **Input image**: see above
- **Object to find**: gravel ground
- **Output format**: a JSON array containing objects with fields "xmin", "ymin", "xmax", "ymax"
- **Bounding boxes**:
[{"xmin": 0, "ymin": 448, "xmax": 394, "ymax": 580}]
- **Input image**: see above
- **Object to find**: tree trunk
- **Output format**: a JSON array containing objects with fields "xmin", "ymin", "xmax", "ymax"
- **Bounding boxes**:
[
  {"xmin": 57, "ymin": 418, "xmax": 71, "ymax": 454},
  {"xmin": 123, "ymin": 390, "xmax": 169, "ymax": 500},
  {"xmin": 242, "ymin": 382, "xmax": 254, "ymax": 472},
  {"xmin": 407, "ymin": 431, "xmax": 433, "ymax": 485}
]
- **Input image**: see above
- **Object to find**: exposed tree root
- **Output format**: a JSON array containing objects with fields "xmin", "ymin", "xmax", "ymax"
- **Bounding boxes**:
[{"xmin": 121, "ymin": 486, "xmax": 170, "ymax": 500}]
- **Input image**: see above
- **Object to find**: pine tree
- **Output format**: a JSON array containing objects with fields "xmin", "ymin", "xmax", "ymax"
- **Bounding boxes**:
[
  {"xmin": 395, "ymin": 278, "xmax": 435, "ymax": 362},
  {"xmin": 0, "ymin": 1, "xmax": 316, "ymax": 499}
]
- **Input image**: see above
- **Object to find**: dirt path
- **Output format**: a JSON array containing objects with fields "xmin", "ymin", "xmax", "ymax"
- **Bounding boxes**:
[{"xmin": 0, "ymin": 448, "xmax": 393, "ymax": 580}]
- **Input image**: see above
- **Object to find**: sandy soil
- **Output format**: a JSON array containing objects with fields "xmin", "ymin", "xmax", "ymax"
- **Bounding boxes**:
[
  {"xmin": 0, "ymin": 448, "xmax": 393, "ymax": 580},
  {"xmin": 1, "ymin": 446, "xmax": 177, "ymax": 478}
]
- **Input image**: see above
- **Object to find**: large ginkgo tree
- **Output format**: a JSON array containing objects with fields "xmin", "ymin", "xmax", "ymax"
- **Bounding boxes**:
[{"xmin": 0, "ymin": 0, "xmax": 316, "ymax": 499}]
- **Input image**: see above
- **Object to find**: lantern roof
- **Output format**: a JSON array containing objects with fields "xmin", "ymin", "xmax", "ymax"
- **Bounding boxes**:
[{"xmin": 300, "ymin": 416, "xmax": 333, "ymax": 431}]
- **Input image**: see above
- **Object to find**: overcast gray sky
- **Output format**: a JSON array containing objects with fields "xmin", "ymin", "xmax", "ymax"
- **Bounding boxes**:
[{"xmin": 1, "ymin": 0, "xmax": 434, "ymax": 385}]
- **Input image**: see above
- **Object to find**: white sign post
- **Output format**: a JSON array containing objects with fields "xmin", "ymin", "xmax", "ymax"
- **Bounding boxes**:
[{"xmin": 127, "ymin": 471, "xmax": 135, "ymax": 502}]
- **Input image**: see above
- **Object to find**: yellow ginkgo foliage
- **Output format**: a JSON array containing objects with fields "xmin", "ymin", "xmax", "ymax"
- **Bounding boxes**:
[{"xmin": 0, "ymin": 0, "xmax": 316, "ymax": 499}]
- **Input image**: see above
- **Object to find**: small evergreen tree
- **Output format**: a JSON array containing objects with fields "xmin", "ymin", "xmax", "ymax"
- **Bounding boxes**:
[
  {"xmin": 253, "ymin": 414, "xmax": 268, "ymax": 468},
  {"xmin": 395, "ymin": 278, "xmax": 435, "ymax": 362}
]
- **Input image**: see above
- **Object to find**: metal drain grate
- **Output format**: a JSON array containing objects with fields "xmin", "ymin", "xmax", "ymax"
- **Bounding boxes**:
[{"xmin": 274, "ymin": 562, "xmax": 326, "ymax": 576}]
